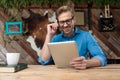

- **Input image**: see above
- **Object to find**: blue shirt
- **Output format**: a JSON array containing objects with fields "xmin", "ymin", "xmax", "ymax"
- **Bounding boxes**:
[{"xmin": 38, "ymin": 27, "xmax": 107, "ymax": 66}]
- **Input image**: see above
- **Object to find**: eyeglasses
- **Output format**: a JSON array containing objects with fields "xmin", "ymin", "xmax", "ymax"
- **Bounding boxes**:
[{"xmin": 58, "ymin": 16, "xmax": 74, "ymax": 26}]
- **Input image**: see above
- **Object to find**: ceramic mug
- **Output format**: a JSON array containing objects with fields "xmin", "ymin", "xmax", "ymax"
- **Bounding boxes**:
[{"xmin": 6, "ymin": 53, "xmax": 20, "ymax": 66}]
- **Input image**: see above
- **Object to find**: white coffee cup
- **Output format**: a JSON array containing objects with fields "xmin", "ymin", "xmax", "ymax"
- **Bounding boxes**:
[{"xmin": 6, "ymin": 53, "xmax": 20, "ymax": 66}]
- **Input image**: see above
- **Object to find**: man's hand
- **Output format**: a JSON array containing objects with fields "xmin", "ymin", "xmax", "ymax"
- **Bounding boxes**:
[
  {"xmin": 70, "ymin": 56, "xmax": 87, "ymax": 70},
  {"xmin": 47, "ymin": 23, "xmax": 59, "ymax": 37}
]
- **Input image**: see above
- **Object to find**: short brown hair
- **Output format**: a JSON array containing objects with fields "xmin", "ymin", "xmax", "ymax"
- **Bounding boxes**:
[{"xmin": 56, "ymin": 6, "xmax": 74, "ymax": 20}]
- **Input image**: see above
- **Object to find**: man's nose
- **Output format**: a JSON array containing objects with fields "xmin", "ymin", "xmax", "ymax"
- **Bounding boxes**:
[{"xmin": 63, "ymin": 22, "xmax": 68, "ymax": 26}]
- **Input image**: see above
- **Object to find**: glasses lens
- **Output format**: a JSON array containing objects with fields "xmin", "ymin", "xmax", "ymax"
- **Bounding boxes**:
[{"xmin": 58, "ymin": 17, "xmax": 73, "ymax": 26}]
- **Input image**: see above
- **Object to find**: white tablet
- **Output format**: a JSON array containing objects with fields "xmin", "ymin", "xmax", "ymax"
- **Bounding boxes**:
[{"xmin": 47, "ymin": 41, "xmax": 78, "ymax": 68}]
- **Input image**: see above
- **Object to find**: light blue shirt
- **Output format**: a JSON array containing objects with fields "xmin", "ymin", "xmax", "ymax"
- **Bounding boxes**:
[{"xmin": 38, "ymin": 27, "xmax": 107, "ymax": 66}]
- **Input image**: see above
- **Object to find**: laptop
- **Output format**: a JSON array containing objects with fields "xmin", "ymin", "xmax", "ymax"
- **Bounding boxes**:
[{"xmin": 47, "ymin": 41, "xmax": 78, "ymax": 68}]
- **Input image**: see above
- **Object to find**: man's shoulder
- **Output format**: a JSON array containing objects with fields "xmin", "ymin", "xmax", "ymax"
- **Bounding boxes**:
[
  {"xmin": 77, "ymin": 29, "xmax": 90, "ymax": 35},
  {"xmin": 51, "ymin": 33, "xmax": 63, "ymax": 42},
  {"xmin": 54, "ymin": 33, "xmax": 62, "ymax": 38},
  {"xmin": 76, "ymin": 29, "xmax": 93, "ymax": 39}
]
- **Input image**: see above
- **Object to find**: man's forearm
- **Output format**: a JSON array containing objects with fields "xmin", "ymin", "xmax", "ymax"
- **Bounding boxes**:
[
  {"xmin": 86, "ymin": 58, "xmax": 101, "ymax": 68},
  {"xmin": 40, "ymin": 35, "xmax": 52, "ymax": 61}
]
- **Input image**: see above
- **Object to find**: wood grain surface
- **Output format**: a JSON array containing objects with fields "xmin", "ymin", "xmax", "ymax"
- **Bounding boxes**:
[{"xmin": 0, "ymin": 64, "xmax": 120, "ymax": 80}]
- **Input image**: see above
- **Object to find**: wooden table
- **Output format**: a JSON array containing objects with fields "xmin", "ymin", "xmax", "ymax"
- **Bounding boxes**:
[{"xmin": 0, "ymin": 64, "xmax": 120, "ymax": 80}]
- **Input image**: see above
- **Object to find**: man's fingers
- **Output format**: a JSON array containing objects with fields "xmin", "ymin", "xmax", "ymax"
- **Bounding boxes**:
[
  {"xmin": 72, "ymin": 56, "xmax": 85, "ymax": 61},
  {"xmin": 70, "ymin": 61, "xmax": 82, "ymax": 65},
  {"xmin": 71, "ymin": 63, "xmax": 87, "ymax": 70}
]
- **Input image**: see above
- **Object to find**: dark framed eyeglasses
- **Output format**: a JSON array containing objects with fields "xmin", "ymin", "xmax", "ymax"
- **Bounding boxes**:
[{"xmin": 58, "ymin": 16, "xmax": 74, "ymax": 26}]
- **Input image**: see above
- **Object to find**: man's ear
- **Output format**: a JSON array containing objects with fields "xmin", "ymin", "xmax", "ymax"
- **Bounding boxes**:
[{"xmin": 73, "ymin": 16, "xmax": 76, "ymax": 24}]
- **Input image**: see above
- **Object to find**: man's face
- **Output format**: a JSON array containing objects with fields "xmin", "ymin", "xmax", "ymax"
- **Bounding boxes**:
[{"xmin": 57, "ymin": 11, "xmax": 75, "ymax": 37}]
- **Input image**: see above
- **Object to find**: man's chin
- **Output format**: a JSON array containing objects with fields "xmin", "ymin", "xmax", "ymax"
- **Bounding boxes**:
[
  {"xmin": 63, "ymin": 28, "xmax": 71, "ymax": 33},
  {"xmin": 63, "ymin": 30, "xmax": 71, "ymax": 35}
]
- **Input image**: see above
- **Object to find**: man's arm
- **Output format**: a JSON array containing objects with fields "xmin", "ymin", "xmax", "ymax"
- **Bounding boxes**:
[
  {"xmin": 70, "ymin": 32, "xmax": 107, "ymax": 69},
  {"xmin": 70, "ymin": 56, "xmax": 101, "ymax": 70},
  {"xmin": 38, "ymin": 23, "xmax": 59, "ymax": 64},
  {"xmin": 40, "ymin": 35, "xmax": 52, "ymax": 61},
  {"xmin": 86, "ymin": 58, "xmax": 101, "ymax": 68}
]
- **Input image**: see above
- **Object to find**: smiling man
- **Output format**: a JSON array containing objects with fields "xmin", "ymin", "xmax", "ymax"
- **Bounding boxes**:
[{"xmin": 38, "ymin": 5, "xmax": 107, "ymax": 70}]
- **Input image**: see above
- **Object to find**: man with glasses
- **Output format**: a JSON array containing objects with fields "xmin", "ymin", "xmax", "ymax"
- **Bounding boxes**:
[{"xmin": 38, "ymin": 6, "xmax": 107, "ymax": 69}]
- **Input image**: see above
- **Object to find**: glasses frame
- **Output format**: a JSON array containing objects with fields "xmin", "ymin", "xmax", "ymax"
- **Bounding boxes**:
[{"xmin": 58, "ymin": 16, "xmax": 74, "ymax": 27}]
